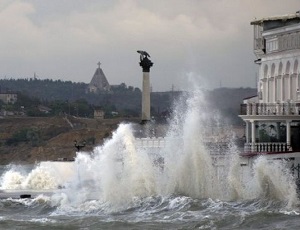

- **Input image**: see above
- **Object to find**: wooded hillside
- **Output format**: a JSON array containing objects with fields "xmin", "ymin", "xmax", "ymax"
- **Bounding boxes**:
[{"xmin": 0, "ymin": 78, "xmax": 256, "ymax": 124}]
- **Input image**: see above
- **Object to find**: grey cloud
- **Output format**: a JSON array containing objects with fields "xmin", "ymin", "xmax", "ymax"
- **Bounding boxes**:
[{"xmin": 0, "ymin": 0, "xmax": 299, "ymax": 91}]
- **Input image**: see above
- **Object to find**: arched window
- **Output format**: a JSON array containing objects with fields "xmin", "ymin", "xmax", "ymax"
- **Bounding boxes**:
[
  {"xmin": 286, "ymin": 61, "xmax": 291, "ymax": 74},
  {"xmin": 278, "ymin": 62, "xmax": 283, "ymax": 75},
  {"xmin": 269, "ymin": 63, "xmax": 276, "ymax": 102},
  {"xmin": 291, "ymin": 60, "xmax": 298, "ymax": 100},
  {"xmin": 276, "ymin": 62, "xmax": 283, "ymax": 102},
  {"xmin": 282, "ymin": 61, "xmax": 290, "ymax": 101},
  {"xmin": 294, "ymin": 59, "xmax": 298, "ymax": 73},
  {"xmin": 271, "ymin": 63, "xmax": 275, "ymax": 77},
  {"xmin": 264, "ymin": 64, "xmax": 268, "ymax": 78}
]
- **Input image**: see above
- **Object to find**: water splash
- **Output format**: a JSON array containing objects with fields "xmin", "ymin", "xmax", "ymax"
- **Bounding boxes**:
[
  {"xmin": 162, "ymin": 85, "xmax": 220, "ymax": 199},
  {"xmin": 1, "ymin": 79, "xmax": 299, "ymax": 212},
  {"xmin": 0, "ymin": 162, "xmax": 74, "ymax": 190},
  {"xmin": 54, "ymin": 123, "xmax": 158, "ymax": 210},
  {"xmin": 52, "ymin": 80, "xmax": 300, "ymax": 211},
  {"xmin": 250, "ymin": 157, "xmax": 298, "ymax": 208}
]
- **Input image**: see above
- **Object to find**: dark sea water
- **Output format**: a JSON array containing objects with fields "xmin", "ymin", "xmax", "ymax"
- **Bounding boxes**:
[
  {"xmin": 1, "ymin": 136, "xmax": 299, "ymax": 230},
  {"xmin": 1, "ymin": 86, "xmax": 299, "ymax": 229},
  {"xmin": 1, "ymin": 193, "xmax": 300, "ymax": 230}
]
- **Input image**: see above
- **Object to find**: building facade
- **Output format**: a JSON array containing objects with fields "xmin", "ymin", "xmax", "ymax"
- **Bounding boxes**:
[{"xmin": 240, "ymin": 11, "xmax": 300, "ymax": 153}]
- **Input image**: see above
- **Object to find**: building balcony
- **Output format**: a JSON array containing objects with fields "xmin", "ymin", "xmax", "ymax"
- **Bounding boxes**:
[
  {"xmin": 240, "ymin": 102, "xmax": 300, "ymax": 116},
  {"xmin": 243, "ymin": 142, "xmax": 290, "ymax": 154}
]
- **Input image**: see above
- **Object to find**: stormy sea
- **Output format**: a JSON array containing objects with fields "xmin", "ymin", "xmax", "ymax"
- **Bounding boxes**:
[{"xmin": 0, "ymin": 84, "xmax": 300, "ymax": 230}]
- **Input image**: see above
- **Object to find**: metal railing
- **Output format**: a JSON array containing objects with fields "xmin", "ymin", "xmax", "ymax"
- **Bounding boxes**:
[{"xmin": 240, "ymin": 102, "xmax": 300, "ymax": 116}]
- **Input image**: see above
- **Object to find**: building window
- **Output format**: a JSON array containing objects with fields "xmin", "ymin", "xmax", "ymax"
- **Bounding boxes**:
[
  {"xmin": 286, "ymin": 61, "xmax": 291, "ymax": 74},
  {"xmin": 294, "ymin": 60, "xmax": 298, "ymax": 74},
  {"xmin": 266, "ymin": 39, "xmax": 278, "ymax": 53},
  {"xmin": 263, "ymin": 64, "xmax": 268, "ymax": 78}
]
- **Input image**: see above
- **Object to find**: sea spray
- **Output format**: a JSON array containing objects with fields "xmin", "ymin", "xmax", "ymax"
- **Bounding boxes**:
[
  {"xmin": 227, "ymin": 153, "xmax": 299, "ymax": 207},
  {"xmin": 0, "ymin": 169, "xmax": 24, "ymax": 189},
  {"xmin": 98, "ymin": 123, "xmax": 157, "ymax": 205},
  {"xmin": 251, "ymin": 157, "xmax": 298, "ymax": 207},
  {"xmin": 56, "ymin": 81, "xmax": 299, "ymax": 211},
  {"xmin": 59, "ymin": 123, "xmax": 159, "ymax": 210},
  {"xmin": 0, "ymin": 163, "xmax": 74, "ymax": 190},
  {"xmin": 2, "ymin": 81, "xmax": 299, "ymax": 212},
  {"xmin": 162, "ymin": 85, "xmax": 220, "ymax": 199},
  {"xmin": 23, "ymin": 166, "xmax": 58, "ymax": 189}
]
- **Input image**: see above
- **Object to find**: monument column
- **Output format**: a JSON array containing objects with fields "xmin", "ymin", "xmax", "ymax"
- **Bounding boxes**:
[{"xmin": 137, "ymin": 50, "xmax": 153, "ymax": 123}]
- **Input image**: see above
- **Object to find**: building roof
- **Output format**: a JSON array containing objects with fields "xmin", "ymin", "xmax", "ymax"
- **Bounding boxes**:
[{"xmin": 251, "ymin": 12, "xmax": 300, "ymax": 25}]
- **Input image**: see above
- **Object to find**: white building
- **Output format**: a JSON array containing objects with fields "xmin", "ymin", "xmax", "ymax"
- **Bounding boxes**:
[
  {"xmin": 94, "ymin": 109, "xmax": 104, "ymax": 120},
  {"xmin": 240, "ymin": 11, "xmax": 300, "ymax": 154},
  {"xmin": 0, "ymin": 92, "xmax": 17, "ymax": 104}
]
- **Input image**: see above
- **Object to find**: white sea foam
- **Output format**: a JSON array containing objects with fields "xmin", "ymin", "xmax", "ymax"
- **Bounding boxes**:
[
  {"xmin": 29, "ymin": 218, "xmax": 57, "ymax": 224},
  {"xmin": 0, "ymin": 170, "xmax": 25, "ymax": 189},
  {"xmin": 0, "ymin": 162, "xmax": 75, "ymax": 190}
]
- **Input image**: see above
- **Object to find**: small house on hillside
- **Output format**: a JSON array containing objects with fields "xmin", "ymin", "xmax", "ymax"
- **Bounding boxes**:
[
  {"xmin": 94, "ymin": 109, "xmax": 105, "ymax": 119},
  {"xmin": 0, "ymin": 92, "xmax": 17, "ymax": 104}
]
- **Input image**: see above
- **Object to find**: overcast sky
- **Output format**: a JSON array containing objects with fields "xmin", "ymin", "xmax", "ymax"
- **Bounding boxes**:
[{"xmin": 0, "ymin": 0, "xmax": 299, "ymax": 91}]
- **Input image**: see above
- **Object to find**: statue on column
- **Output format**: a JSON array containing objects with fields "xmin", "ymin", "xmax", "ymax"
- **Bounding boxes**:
[
  {"xmin": 137, "ymin": 50, "xmax": 153, "ymax": 72},
  {"xmin": 137, "ymin": 50, "xmax": 151, "ymax": 61}
]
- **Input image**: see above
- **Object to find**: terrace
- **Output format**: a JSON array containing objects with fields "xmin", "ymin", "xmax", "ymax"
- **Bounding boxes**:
[{"xmin": 240, "ymin": 102, "xmax": 300, "ymax": 116}]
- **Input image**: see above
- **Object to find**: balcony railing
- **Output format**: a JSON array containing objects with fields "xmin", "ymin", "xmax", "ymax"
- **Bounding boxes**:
[
  {"xmin": 240, "ymin": 102, "xmax": 300, "ymax": 116},
  {"xmin": 135, "ymin": 137, "xmax": 166, "ymax": 148},
  {"xmin": 244, "ymin": 142, "xmax": 290, "ymax": 153}
]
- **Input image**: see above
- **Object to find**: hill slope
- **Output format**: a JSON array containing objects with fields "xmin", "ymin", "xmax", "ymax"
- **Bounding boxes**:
[{"xmin": 0, "ymin": 116, "xmax": 138, "ymax": 164}]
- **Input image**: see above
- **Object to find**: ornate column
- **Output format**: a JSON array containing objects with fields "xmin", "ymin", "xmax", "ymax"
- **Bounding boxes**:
[
  {"xmin": 266, "ymin": 77, "xmax": 269, "ymax": 102},
  {"xmin": 289, "ymin": 73, "xmax": 292, "ymax": 100},
  {"xmin": 281, "ymin": 75, "xmax": 284, "ymax": 101},
  {"xmin": 246, "ymin": 102, "xmax": 251, "ymax": 115},
  {"xmin": 274, "ymin": 77, "xmax": 277, "ymax": 102},
  {"xmin": 286, "ymin": 120, "xmax": 291, "ymax": 148},
  {"xmin": 251, "ymin": 120, "xmax": 256, "ymax": 152},
  {"xmin": 137, "ymin": 50, "xmax": 153, "ymax": 123},
  {"xmin": 297, "ymin": 73, "xmax": 300, "ymax": 101},
  {"xmin": 286, "ymin": 73, "xmax": 290, "ymax": 101},
  {"xmin": 245, "ymin": 121, "xmax": 250, "ymax": 143}
]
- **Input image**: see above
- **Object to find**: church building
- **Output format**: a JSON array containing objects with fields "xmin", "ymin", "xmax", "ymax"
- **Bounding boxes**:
[{"xmin": 87, "ymin": 62, "xmax": 110, "ymax": 93}]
